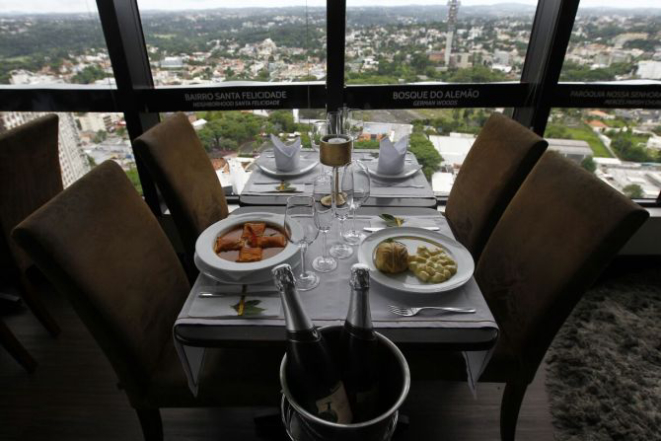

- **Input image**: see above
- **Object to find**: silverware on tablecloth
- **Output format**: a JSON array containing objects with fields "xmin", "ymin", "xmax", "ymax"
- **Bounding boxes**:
[
  {"xmin": 199, "ymin": 291, "xmax": 278, "ymax": 298},
  {"xmin": 388, "ymin": 305, "xmax": 476, "ymax": 316},
  {"xmin": 363, "ymin": 226, "xmax": 439, "ymax": 232},
  {"xmin": 372, "ymin": 183, "xmax": 426, "ymax": 188}
]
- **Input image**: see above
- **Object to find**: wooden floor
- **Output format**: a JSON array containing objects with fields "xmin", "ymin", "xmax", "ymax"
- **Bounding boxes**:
[{"xmin": 0, "ymin": 283, "xmax": 555, "ymax": 441}]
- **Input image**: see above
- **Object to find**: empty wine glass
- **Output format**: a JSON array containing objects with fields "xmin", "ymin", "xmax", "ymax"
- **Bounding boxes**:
[
  {"xmin": 343, "ymin": 108, "xmax": 364, "ymax": 142},
  {"xmin": 329, "ymin": 164, "xmax": 353, "ymax": 259},
  {"xmin": 308, "ymin": 120, "xmax": 327, "ymax": 152},
  {"xmin": 342, "ymin": 161, "xmax": 371, "ymax": 245},
  {"xmin": 312, "ymin": 174, "xmax": 338, "ymax": 273},
  {"xmin": 284, "ymin": 196, "xmax": 320, "ymax": 291}
]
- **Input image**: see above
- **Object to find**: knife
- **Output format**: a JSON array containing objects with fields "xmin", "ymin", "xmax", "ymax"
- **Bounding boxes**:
[
  {"xmin": 363, "ymin": 226, "xmax": 439, "ymax": 232},
  {"xmin": 199, "ymin": 291, "xmax": 279, "ymax": 298}
]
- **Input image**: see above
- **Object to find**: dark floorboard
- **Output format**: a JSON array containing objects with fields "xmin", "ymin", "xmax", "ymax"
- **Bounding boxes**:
[{"xmin": 0, "ymin": 283, "xmax": 555, "ymax": 441}]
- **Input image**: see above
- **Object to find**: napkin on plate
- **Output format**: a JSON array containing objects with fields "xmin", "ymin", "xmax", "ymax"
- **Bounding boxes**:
[
  {"xmin": 377, "ymin": 135, "xmax": 410, "ymax": 175},
  {"xmin": 271, "ymin": 134, "xmax": 301, "ymax": 172}
]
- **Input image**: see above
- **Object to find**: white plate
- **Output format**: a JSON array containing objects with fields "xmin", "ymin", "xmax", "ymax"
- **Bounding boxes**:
[
  {"xmin": 357, "ymin": 227, "xmax": 474, "ymax": 294},
  {"xmin": 194, "ymin": 212, "xmax": 302, "ymax": 284},
  {"xmin": 365, "ymin": 162, "xmax": 422, "ymax": 180},
  {"xmin": 255, "ymin": 156, "xmax": 319, "ymax": 178}
]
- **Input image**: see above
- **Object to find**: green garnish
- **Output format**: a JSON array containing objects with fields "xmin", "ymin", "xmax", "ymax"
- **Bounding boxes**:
[
  {"xmin": 379, "ymin": 213, "xmax": 405, "ymax": 227},
  {"xmin": 232, "ymin": 297, "xmax": 266, "ymax": 316},
  {"xmin": 276, "ymin": 181, "xmax": 293, "ymax": 192}
]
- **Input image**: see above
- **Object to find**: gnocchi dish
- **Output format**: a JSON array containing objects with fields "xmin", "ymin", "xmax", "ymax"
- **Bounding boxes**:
[
  {"xmin": 408, "ymin": 245, "xmax": 457, "ymax": 283},
  {"xmin": 374, "ymin": 240, "xmax": 458, "ymax": 284}
]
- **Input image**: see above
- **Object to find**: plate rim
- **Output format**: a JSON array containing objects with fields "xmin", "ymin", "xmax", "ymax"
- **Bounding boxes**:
[
  {"xmin": 255, "ymin": 156, "xmax": 319, "ymax": 178},
  {"xmin": 366, "ymin": 162, "xmax": 422, "ymax": 180},
  {"xmin": 357, "ymin": 226, "xmax": 475, "ymax": 294}
]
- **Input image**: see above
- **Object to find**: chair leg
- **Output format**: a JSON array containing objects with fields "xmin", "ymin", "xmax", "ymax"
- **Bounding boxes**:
[
  {"xmin": 0, "ymin": 318, "xmax": 37, "ymax": 373},
  {"xmin": 19, "ymin": 273, "xmax": 60, "ymax": 337},
  {"xmin": 136, "ymin": 408, "xmax": 163, "ymax": 441},
  {"xmin": 500, "ymin": 382, "xmax": 528, "ymax": 441}
]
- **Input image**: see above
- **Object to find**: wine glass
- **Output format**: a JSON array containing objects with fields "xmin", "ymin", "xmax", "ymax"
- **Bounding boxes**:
[
  {"xmin": 329, "ymin": 165, "xmax": 354, "ymax": 259},
  {"xmin": 342, "ymin": 161, "xmax": 371, "ymax": 245},
  {"xmin": 284, "ymin": 196, "xmax": 320, "ymax": 291},
  {"xmin": 343, "ymin": 108, "xmax": 364, "ymax": 142},
  {"xmin": 312, "ymin": 174, "xmax": 338, "ymax": 273},
  {"xmin": 308, "ymin": 120, "xmax": 327, "ymax": 152}
]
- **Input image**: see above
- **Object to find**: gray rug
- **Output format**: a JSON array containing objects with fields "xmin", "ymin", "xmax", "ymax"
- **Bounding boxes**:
[{"xmin": 545, "ymin": 266, "xmax": 661, "ymax": 441}]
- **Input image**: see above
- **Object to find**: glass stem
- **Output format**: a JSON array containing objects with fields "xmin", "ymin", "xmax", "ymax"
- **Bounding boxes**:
[
  {"xmin": 351, "ymin": 207, "xmax": 357, "ymax": 233},
  {"xmin": 322, "ymin": 230, "xmax": 328, "ymax": 258},
  {"xmin": 300, "ymin": 243, "xmax": 308, "ymax": 277}
]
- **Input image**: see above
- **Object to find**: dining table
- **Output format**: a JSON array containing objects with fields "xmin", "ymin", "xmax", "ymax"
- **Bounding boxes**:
[
  {"xmin": 173, "ymin": 206, "xmax": 499, "ymax": 398},
  {"xmin": 239, "ymin": 149, "xmax": 438, "ymax": 208}
]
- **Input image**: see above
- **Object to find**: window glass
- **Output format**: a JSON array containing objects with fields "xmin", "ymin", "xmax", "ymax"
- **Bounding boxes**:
[
  {"xmin": 0, "ymin": 112, "xmax": 136, "ymax": 191},
  {"xmin": 137, "ymin": 1, "xmax": 326, "ymax": 87},
  {"xmin": 546, "ymin": 108, "xmax": 661, "ymax": 199},
  {"xmin": 168, "ymin": 109, "xmax": 324, "ymax": 196},
  {"xmin": 352, "ymin": 108, "xmax": 503, "ymax": 195},
  {"xmin": 345, "ymin": 1, "xmax": 537, "ymax": 85},
  {"xmin": 0, "ymin": 1, "xmax": 114, "ymax": 86},
  {"xmin": 560, "ymin": 2, "xmax": 660, "ymax": 82}
]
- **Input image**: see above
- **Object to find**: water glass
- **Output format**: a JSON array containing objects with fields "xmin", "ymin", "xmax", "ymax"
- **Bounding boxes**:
[
  {"xmin": 329, "ymin": 165, "xmax": 354, "ymax": 259},
  {"xmin": 284, "ymin": 196, "xmax": 320, "ymax": 291}
]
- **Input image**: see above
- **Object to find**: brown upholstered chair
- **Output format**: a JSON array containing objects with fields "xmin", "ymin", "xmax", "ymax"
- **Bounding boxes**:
[
  {"xmin": 445, "ymin": 112, "xmax": 548, "ymax": 260},
  {"xmin": 133, "ymin": 113, "xmax": 229, "ymax": 277},
  {"xmin": 405, "ymin": 151, "xmax": 649, "ymax": 441},
  {"xmin": 0, "ymin": 114, "xmax": 62, "ymax": 337},
  {"xmin": 12, "ymin": 161, "xmax": 283, "ymax": 441}
]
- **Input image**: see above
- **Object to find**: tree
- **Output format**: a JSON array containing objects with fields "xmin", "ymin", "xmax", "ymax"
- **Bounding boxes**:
[
  {"xmin": 581, "ymin": 156, "xmax": 596, "ymax": 174},
  {"xmin": 408, "ymin": 131, "xmax": 443, "ymax": 180},
  {"xmin": 622, "ymin": 184, "xmax": 643, "ymax": 199},
  {"xmin": 92, "ymin": 130, "xmax": 107, "ymax": 144},
  {"xmin": 269, "ymin": 110, "xmax": 296, "ymax": 133}
]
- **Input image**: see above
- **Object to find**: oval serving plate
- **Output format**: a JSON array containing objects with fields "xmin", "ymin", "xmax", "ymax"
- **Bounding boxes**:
[
  {"xmin": 255, "ymin": 156, "xmax": 319, "ymax": 178},
  {"xmin": 195, "ymin": 212, "xmax": 302, "ymax": 284},
  {"xmin": 357, "ymin": 226, "xmax": 474, "ymax": 294}
]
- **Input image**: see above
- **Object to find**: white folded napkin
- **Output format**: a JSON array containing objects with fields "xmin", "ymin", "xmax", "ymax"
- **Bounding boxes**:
[
  {"xmin": 377, "ymin": 135, "xmax": 410, "ymax": 175},
  {"xmin": 270, "ymin": 134, "xmax": 301, "ymax": 172}
]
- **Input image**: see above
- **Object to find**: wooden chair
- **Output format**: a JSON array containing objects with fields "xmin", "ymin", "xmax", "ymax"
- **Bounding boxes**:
[
  {"xmin": 405, "ymin": 151, "xmax": 649, "ymax": 441},
  {"xmin": 133, "ymin": 113, "xmax": 229, "ymax": 278},
  {"xmin": 0, "ymin": 114, "xmax": 62, "ymax": 337},
  {"xmin": 445, "ymin": 112, "xmax": 548, "ymax": 260},
  {"xmin": 12, "ymin": 161, "xmax": 282, "ymax": 441}
]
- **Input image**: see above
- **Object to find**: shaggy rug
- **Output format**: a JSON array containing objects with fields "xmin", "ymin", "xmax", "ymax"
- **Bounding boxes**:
[{"xmin": 545, "ymin": 264, "xmax": 661, "ymax": 441}]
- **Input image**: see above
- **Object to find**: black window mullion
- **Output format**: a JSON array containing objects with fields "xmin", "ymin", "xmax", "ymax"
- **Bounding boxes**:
[
  {"xmin": 327, "ymin": 0, "xmax": 347, "ymax": 111},
  {"xmin": 96, "ymin": 0, "xmax": 160, "ymax": 215},
  {"xmin": 513, "ymin": 0, "xmax": 580, "ymax": 135}
]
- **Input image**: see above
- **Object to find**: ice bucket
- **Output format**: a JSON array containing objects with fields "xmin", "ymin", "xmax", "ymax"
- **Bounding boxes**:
[{"xmin": 280, "ymin": 326, "xmax": 410, "ymax": 441}]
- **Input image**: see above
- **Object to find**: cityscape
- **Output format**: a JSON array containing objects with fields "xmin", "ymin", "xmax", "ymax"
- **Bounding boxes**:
[{"xmin": 0, "ymin": 3, "xmax": 660, "ymax": 198}]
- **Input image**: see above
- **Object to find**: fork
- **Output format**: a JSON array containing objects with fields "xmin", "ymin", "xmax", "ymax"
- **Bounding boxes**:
[{"xmin": 388, "ymin": 305, "xmax": 476, "ymax": 317}]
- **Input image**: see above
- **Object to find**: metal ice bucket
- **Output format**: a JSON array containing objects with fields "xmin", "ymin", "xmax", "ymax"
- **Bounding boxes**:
[{"xmin": 280, "ymin": 326, "xmax": 410, "ymax": 441}]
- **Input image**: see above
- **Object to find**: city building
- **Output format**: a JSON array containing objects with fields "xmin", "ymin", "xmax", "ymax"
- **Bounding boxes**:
[{"xmin": 0, "ymin": 112, "xmax": 90, "ymax": 187}]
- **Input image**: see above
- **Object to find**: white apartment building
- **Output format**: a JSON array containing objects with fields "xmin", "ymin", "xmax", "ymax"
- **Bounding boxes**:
[
  {"xmin": 0, "ymin": 112, "xmax": 91, "ymax": 187},
  {"xmin": 636, "ymin": 60, "xmax": 661, "ymax": 80}
]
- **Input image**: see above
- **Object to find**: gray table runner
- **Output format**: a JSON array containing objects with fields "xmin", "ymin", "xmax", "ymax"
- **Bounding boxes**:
[{"xmin": 241, "ymin": 150, "xmax": 434, "ymax": 199}]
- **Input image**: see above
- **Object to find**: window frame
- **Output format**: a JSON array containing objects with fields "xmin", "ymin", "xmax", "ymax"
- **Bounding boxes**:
[{"xmin": 0, "ymin": 0, "xmax": 658, "ymax": 210}]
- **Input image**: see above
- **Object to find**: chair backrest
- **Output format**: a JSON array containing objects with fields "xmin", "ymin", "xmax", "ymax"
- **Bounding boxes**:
[
  {"xmin": 445, "ymin": 113, "xmax": 547, "ymax": 260},
  {"xmin": 0, "ymin": 114, "xmax": 63, "ymax": 271},
  {"xmin": 133, "ymin": 113, "xmax": 229, "ymax": 261},
  {"xmin": 475, "ymin": 151, "xmax": 648, "ymax": 379},
  {"xmin": 12, "ymin": 161, "xmax": 190, "ymax": 396}
]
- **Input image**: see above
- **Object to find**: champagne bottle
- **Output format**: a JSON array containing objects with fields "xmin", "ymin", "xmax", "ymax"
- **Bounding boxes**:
[
  {"xmin": 341, "ymin": 263, "xmax": 380, "ymax": 422},
  {"xmin": 273, "ymin": 263, "xmax": 353, "ymax": 424}
]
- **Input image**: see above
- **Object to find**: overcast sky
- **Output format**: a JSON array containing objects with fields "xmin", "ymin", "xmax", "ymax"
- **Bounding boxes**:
[{"xmin": 1, "ymin": 0, "xmax": 658, "ymax": 14}]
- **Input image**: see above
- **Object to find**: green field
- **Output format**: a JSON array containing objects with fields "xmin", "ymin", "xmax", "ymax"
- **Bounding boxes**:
[{"xmin": 558, "ymin": 125, "xmax": 613, "ymax": 158}]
